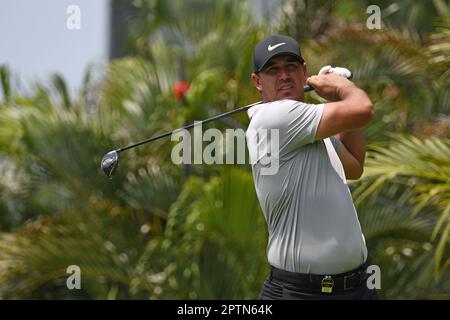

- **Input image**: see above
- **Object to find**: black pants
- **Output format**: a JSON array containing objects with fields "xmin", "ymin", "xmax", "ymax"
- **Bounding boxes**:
[{"xmin": 259, "ymin": 267, "xmax": 379, "ymax": 300}]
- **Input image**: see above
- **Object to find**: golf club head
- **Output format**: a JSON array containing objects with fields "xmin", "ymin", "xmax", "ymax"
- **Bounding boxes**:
[{"xmin": 101, "ymin": 150, "xmax": 119, "ymax": 178}]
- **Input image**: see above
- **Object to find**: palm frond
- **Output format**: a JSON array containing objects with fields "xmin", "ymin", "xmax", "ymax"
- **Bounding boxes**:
[
  {"xmin": 158, "ymin": 167, "xmax": 267, "ymax": 299},
  {"xmin": 353, "ymin": 134, "xmax": 450, "ymax": 272},
  {"xmin": 0, "ymin": 200, "xmax": 153, "ymax": 299}
]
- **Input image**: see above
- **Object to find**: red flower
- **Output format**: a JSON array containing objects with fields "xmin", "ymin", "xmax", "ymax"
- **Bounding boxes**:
[{"xmin": 172, "ymin": 81, "xmax": 191, "ymax": 100}]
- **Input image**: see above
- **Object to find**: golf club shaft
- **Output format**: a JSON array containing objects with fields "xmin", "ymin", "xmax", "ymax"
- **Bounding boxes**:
[
  {"xmin": 116, "ymin": 100, "xmax": 262, "ymax": 153},
  {"xmin": 116, "ymin": 84, "xmax": 315, "ymax": 153}
]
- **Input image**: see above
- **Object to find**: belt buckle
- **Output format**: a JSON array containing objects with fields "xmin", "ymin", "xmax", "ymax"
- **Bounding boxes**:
[{"xmin": 321, "ymin": 276, "xmax": 334, "ymax": 293}]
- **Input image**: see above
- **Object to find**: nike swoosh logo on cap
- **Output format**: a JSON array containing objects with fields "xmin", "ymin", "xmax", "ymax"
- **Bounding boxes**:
[{"xmin": 268, "ymin": 42, "xmax": 286, "ymax": 51}]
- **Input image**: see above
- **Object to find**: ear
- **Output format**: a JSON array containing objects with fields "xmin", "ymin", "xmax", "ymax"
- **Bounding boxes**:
[
  {"xmin": 302, "ymin": 62, "xmax": 308, "ymax": 78},
  {"xmin": 251, "ymin": 73, "xmax": 263, "ymax": 92}
]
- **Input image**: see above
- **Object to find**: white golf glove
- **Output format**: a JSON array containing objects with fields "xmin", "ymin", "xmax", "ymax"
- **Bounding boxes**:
[{"xmin": 318, "ymin": 65, "xmax": 352, "ymax": 79}]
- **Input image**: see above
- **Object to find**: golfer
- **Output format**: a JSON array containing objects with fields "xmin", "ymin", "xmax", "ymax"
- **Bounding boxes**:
[{"xmin": 246, "ymin": 35, "xmax": 377, "ymax": 300}]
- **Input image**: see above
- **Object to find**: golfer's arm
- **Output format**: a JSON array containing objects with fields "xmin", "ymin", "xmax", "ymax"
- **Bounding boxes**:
[
  {"xmin": 315, "ymin": 84, "xmax": 373, "ymax": 141},
  {"xmin": 315, "ymin": 84, "xmax": 372, "ymax": 179},
  {"xmin": 335, "ymin": 130, "xmax": 366, "ymax": 179}
]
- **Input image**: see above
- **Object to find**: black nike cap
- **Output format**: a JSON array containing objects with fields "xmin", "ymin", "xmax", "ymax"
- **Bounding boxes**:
[{"xmin": 253, "ymin": 35, "xmax": 304, "ymax": 73}]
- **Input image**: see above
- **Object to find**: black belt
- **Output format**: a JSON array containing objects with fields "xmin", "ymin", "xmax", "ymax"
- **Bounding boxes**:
[{"xmin": 269, "ymin": 262, "xmax": 369, "ymax": 294}]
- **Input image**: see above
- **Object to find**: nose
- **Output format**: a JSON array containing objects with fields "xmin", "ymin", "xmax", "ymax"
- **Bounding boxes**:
[
  {"xmin": 278, "ymin": 66, "xmax": 293, "ymax": 82},
  {"xmin": 278, "ymin": 67, "xmax": 290, "ymax": 80}
]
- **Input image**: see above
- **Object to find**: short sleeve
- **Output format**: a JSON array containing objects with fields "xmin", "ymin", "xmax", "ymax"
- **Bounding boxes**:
[{"xmin": 253, "ymin": 100, "xmax": 324, "ymax": 156}]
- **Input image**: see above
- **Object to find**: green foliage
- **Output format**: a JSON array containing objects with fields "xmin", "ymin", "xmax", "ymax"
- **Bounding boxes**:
[
  {"xmin": 150, "ymin": 167, "xmax": 267, "ymax": 299},
  {"xmin": 353, "ymin": 136, "xmax": 450, "ymax": 276},
  {"xmin": 0, "ymin": 0, "xmax": 449, "ymax": 299}
]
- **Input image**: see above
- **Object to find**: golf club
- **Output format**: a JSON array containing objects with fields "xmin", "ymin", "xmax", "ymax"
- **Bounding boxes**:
[
  {"xmin": 101, "ymin": 77, "xmax": 351, "ymax": 178},
  {"xmin": 100, "ymin": 99, "xmax": 262, "ymax": 178}
]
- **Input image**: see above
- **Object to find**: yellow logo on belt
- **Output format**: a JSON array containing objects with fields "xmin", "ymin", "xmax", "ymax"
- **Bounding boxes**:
[{"xmin": 321, "ymin": 276, "xmax": 334, "ymax": 293}]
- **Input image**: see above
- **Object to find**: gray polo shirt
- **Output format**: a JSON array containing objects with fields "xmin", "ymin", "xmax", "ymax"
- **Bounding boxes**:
[{"xmin": 246, "ymin": 99, "xmax": 367, "ymax": 275}]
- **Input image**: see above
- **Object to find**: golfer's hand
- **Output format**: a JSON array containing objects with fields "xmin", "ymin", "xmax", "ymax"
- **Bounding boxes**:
[
  {"xmin": 306, "ymin": 73, "xmax": 356, "ymax": 101},
  {"xmin": 318, "ymin": 65, "xmax": 352, "ymax": 79}
]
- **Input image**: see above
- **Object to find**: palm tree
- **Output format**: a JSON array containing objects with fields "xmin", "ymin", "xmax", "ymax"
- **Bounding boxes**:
[
  {"xmin": 0, "ymin": 0, "xmax": 267, "ymax": 299},
  {"xmin": 274, "ymin": 0, "xmax": 450, "ymax": 298},
  {"xmin": 0, "ymin": 61, "xmax": 174, "ymax": 298},
  {"xmin": 0, "ymin": 0, "xmax": 449, "ymax": 300},
  {"xmin": 352, "ymin": 135, "xmax": 450, "ymax": 298}
]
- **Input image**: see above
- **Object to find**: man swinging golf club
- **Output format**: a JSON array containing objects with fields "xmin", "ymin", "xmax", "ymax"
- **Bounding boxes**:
[{"xmin": 246, "ymin": 35, "xmax": 377, "ymax": 300}]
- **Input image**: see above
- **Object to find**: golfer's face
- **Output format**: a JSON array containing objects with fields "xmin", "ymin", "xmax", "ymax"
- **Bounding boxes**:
[{"xmin": 253, "ymin": 55, "xmax": 306, "ymax": 102}]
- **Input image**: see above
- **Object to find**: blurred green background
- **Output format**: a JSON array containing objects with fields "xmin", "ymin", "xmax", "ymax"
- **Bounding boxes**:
[{"xmin": 0, "ymin": 0, "xmax": 449, "ymax": 299}]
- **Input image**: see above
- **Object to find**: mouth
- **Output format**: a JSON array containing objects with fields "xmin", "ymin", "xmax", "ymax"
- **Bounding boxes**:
[{"xmin": 277, "ymin": 84, "xmax": 294, "ymax": 92}]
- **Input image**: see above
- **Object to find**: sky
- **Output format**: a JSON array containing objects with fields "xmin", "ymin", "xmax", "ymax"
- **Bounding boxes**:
[{"xmin": 0, "ymin": 0, "xmax": 109, "ymax": 97}]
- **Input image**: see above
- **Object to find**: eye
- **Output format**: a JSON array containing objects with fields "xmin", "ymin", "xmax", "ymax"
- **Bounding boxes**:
[
  {"xmin": 266, "ymin": 66, "xmax": 278, "ymax": 74},
  {"xmin": 286, "ymin": 63, "xmax": 299, "ymax": 71}
]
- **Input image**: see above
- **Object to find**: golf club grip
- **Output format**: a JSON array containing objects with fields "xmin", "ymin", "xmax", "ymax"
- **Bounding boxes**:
[{"xmin": 303, "ymin": 84, "xmax": 314, "ymax": 92}]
